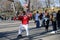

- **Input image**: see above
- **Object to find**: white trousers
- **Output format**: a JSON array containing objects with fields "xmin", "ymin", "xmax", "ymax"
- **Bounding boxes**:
[
  {"xmin": 40, "ymin": 19, "xmax": 43, "ymax": 26},
  {"xmin": 18, "ymin": 24, "xmax": 29, "ymax": 36}
]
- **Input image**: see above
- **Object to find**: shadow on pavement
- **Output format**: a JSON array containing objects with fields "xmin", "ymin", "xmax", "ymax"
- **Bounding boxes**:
[
  {"xmin": 12, "ymin": 29, "xmax": 60, "ymax": 40},
  {"xmin": 0, "ymin": 30, "xmax": 17, "ymax": 40},
  {"xmin": 0, "ymin": 27, "xmax": 60, "ymax": 40}
]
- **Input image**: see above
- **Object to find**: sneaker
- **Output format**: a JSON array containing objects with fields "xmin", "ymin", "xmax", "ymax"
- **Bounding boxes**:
[
  {"xmin": 50, "ymin": 31, "xmax": 56, "ymax": 34},
  {"xmin": 17, "ymin": 35, "xmax": 22, "ymax": 38}
]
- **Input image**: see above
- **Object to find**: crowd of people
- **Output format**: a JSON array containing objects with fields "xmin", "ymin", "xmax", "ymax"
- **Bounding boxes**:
[
  {"xmin": 33, "ymin": 10, "xmax": 60, "ymax": 33},
  {"xmin": 0, "ymin": 9, "xmax": 60, "ymax": 38},
  {"xmin": 16, "ymin": 10, "xmax": 60, "ymax": 38}
]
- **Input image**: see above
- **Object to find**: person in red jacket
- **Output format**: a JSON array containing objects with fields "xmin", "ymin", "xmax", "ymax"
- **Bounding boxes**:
[{"xmin": 17, "ymin": 11, "xmax": 31, "ymax": 38}]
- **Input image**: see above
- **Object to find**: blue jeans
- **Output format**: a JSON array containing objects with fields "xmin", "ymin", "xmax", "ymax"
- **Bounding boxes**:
[{"xmin": 35, "ymin": 20, "xmax": 40, "ymax": 28}]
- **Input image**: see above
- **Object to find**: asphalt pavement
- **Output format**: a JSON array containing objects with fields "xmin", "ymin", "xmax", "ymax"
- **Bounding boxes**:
[{"xmin": 0, "ymin": 20, "xmax": 60, "ymax": 40}]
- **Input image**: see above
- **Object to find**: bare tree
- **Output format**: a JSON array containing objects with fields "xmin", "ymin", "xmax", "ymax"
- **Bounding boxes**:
[
  {"xmin": 59, "ymin": 0, "xmax": 60, "ymax": 7},
  {"xmin": 27, "ymin": 0, "xmax": 30, "ymax": 11},
  {"xmin": 45, "ymin": 0, "xmax": 50, "ymax": 8},
  {"xmin": 48, "ymin": 0, "xmax": 50, "ymax": 8},
  {"xmin": 8, "ymin": 0, "xmax": 16, "ymax": 13}
]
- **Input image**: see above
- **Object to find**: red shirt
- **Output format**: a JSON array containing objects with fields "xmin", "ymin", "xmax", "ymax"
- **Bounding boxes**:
[{"xmin": 19, "ymin": 15, "xmax": 30, "ymax": 25}]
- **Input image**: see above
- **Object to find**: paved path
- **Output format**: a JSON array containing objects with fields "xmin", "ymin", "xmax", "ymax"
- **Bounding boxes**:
[
  {"xmin": 0, "ymin": 20, "xmax": 60, "ymax": 40},
  {"xmin": 0, "ymin": 20, "xmax": 35, "ymax": 32}
]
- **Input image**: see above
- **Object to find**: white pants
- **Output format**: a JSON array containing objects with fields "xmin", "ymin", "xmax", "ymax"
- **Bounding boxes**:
[
  {"xmin": 18, "ymin": 24, "xmax": 29, "ymax": 36},
  {"xmin": 40, "ymin": 19, "xmax": 43, "ymax": 26}
]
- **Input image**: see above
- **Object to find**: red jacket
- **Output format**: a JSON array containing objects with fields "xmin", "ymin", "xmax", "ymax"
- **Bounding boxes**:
[{"xmin": 19, "ymin": 15, "xmax": 30, "ymax": 25}]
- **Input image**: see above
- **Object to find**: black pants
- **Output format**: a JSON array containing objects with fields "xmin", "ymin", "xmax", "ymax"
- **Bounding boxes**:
[
  {"xmin": 44, "ymin": 20, "xmax": 49, "ymax": 31},
  {"xmin": 57, "ymin": 21, "xmax": 60, "ymax": 29},
  {"xmin": 52, "ymin": 21, "xmax": 57, "ymax": 31},
  {"xmin": 35, "ymin": 20, "xmax": 40, "ymax": 28}
]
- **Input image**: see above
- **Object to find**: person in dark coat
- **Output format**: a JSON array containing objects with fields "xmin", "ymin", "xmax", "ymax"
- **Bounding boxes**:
[
  {"xmin": 44, "ymin": 10, "xmax": 50, "ymax": 32},
  {"xmin": 56, "ymin": 10, "xmax": 60, "ymax": 29},
  {"xmin": 50, "ymin": 11, "xmax": 57, "ymax": 33},
  {"xmin": 39, "ymin": 13, "xmax": 43, "ymax": 27}
]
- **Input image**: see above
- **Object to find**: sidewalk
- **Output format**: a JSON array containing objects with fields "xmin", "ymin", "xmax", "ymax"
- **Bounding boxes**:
[
  {"xmin": 0, "ymin": 20, "xmax": 60, "ymax": 40},
  {"xmin": 0, "ymin": 27, "xmax": 60, "ymax": 40},
  {"xmin": 0, "ymin": 20, "xmax": 36, "ymax": 32},
  {"xmin": 0, "ymin": 20, "xmax": 34, "ymax": 25}
]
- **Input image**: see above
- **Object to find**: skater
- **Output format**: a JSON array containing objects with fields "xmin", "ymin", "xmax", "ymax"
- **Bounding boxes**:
[{"xmin": 17, "ymin": 11, "xmax": 31, "ymax": 38}]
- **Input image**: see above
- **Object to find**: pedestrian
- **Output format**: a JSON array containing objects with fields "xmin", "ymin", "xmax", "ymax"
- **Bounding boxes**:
[
  {"xmin": 39, "ymin": 13, "xmax": 43, "ymax": 27},
  {"xmin": 56, "ymin": 10, "xmax": 60, "ymax": 29},
  {"xmin": 35, "ymin": 11, "xmax": 40, "ymax": 28},
  {"xmin": 50, "ymin": 11, "xmax": 57, "ymax": 33},
  {"xmin": 44, "ymin": 10, "xmax": 50, "ymax": 32},
  {"xmin": 17, "ymin": 11, "xmax": 31, "ymax": 38}
]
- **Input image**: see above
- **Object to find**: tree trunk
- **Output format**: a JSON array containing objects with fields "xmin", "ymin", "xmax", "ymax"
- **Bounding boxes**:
[{"xmin": 27, "ymin": 0, "xmax": 30, "ymax": 11}]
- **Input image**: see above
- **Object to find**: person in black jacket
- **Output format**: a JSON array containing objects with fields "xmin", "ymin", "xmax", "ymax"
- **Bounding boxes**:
[
  {"xmin": 44, "ymin": 10, "xmax": 50, "ymax": 32},
  {"xmin": 57, "ymin": 10, "xmax": 60, "ymax": 29},
  {"xmin": 50, "ymin": 11, "xmax": 57, "ymax": 33},
  {"xmin": 39, "ymin": 13, "xmax": 43, "ymax": 27}
]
